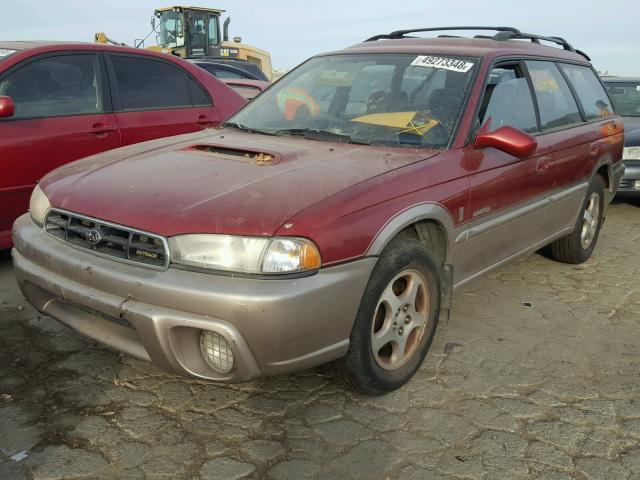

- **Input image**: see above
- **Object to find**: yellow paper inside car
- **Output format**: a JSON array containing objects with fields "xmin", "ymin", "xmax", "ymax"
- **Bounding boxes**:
[{"xmin": 351, "ymin": 111, "xmax": 439, "ymax": 136}]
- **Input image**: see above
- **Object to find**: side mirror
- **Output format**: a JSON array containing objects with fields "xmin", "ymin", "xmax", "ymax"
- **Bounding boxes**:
[
  {"xmin": 0, "ymin": 96, "xmax": 14, "ymax": 118},
  {"xmin": 474, "ymin": 125, "xmax": 537, "ymax": 158}
]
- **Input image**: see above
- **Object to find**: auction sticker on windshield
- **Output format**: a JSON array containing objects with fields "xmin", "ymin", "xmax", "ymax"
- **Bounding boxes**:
[{"xmin": 411, "ymin": 55, "xmax": 474, "ymax": 73}]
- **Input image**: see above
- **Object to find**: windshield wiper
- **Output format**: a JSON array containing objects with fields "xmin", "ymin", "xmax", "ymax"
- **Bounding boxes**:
[
  {"xmin": 221, "ymin": 122, "xmax": 278, "ymax": 136},
  {"xmin": 273, "ymin": 128, "xmax": 372, "ymax": 145}
]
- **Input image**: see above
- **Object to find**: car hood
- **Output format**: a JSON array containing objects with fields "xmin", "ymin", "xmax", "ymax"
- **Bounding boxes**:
[{"xmin": 41, "ymin": 129, "xmax": 439, "ymax": 237}]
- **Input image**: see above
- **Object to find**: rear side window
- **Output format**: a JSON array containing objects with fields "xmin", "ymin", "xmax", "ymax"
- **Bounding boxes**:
[
  {"xmin": 188, "ymin": 77, "xmax": 212, "ymax": 106},
  {"xmin": 526, "ymin": 61, "xmax": 582, "ymax": 131},
  {"xmin": 110, "ymin": 56, "xmax": 190, "ymax": 111},
  {"xmin": 559, "ymin": 64, "xmax": 613, "ymax": 120},
  {"xmin": 0, "ymin": 54, "xmax": 103, "ymax": 119},
  {"xmin": 479, "ymin": 65, "xmax": 538, "ymax": 133}
]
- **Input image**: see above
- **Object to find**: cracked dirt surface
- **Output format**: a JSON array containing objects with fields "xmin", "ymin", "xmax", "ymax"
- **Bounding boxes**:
[{"xmin": 0, "ymin": 200, "xmax": 639, "ymax": 480}]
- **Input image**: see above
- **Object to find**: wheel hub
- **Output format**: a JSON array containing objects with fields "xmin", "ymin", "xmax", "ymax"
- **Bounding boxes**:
[
  {"xmin": 370, "ymin": 270, "xmax": 429, "ymax": 371},
  {"xmin": 580, "ymin": 192, "xmax": 600, "ymax": 249}
]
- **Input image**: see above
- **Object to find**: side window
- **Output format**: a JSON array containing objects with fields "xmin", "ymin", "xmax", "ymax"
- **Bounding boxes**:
[
  {"xmin": 188, "ymin": 77, "xmax": 212, "ymax": 106},
  {"xmin": 208, "ymin": 16, "xmax": 218, "ymax": 45},
  {"xmin": 0, "ymin": 54, "xmax": 103, "ymax": 119},
  {"xmin": 478, "ymin": 64, "xmax": 537, "ymax": 133},
  {"xmin": 559, "ymin": 64, "xmax": 612, "ymax": 120},
  {"xmin": 110, "ymin": 56, "xmax": 190, "ymax": 111},
  {"xmin": 525, "ymin": 61, "xmax": 582, "ymax": 130}
]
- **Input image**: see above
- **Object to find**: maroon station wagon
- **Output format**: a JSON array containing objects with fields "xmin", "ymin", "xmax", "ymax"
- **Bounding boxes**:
[
  {"xmin": 0, "ymin": 41, "xmax": 246, "ymax": 249},
  {"xmin": 12, "ymin": 27, "xmax": 624, "ymax": 394}
]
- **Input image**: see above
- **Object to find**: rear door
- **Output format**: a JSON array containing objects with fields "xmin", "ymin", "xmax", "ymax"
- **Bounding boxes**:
[
  {"xmin": 105, "ymin": 53, "xmax": 221, "ymax": 146},
  {"xmin": 0, "ymin": 52, "xmax": 118, "ymax": 247},
  {"xmin": 525, "ymin": 60, "xmax": 618, "ymax": 233},
  {"xmin": 460, "ymin": 61, "xmax": 553, "ymax": 281}
]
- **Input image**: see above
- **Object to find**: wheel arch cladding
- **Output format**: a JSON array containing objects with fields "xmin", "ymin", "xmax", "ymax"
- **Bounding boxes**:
[{"xmin": 367, "ymin": 203, "xmax": 454, "ymax": 267}]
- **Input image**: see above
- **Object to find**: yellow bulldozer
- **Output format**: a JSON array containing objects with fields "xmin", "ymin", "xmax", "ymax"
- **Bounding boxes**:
[{"xmin": 95, "ymin": 6, "xmax": 272, "ymax": 80}]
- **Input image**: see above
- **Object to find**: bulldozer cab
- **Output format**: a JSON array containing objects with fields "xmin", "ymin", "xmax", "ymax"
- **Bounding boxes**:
[
  {"xmin": 155, "ymin": 6, "xmax": 224, "ymax": 58},
  {"xmin": 150, "ymin": 5, "xmax": 272, "ymax": 80}
]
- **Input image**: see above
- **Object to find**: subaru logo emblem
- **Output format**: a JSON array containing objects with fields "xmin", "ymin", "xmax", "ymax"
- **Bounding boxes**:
[{"xmin": 85, "ymin": 229, "xmax": 102, "ymax": 245}]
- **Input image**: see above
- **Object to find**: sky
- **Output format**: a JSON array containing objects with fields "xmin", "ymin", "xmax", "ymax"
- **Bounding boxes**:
[{"xmin": 2, "ymin": 0, "xmax": 638, "ymax": 75}]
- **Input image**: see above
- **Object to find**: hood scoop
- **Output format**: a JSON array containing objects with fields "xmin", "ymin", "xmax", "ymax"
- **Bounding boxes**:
[{"xmin": 187, "ymin": 144, "xmax": 280, "ymax": 166}]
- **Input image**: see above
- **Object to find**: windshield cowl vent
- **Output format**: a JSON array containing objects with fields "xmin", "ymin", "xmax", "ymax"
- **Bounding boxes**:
[{"xmin": 187, "ymin": 145, "xmax": 280, "ymax": 166}]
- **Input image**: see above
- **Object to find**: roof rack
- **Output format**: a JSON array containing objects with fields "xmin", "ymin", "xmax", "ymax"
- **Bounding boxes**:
[{"xmin": 364, "ymin": 26, "xmax": 590, "ymax": 60}]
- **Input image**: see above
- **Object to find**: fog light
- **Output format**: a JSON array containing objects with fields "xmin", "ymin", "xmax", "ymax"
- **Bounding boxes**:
[
  {"xmin": 634, "ymin": 180, "xmax": 640, "ymax": 191},
  {"xmin": 200, "ymin": 330, "xmax": 234, "ymax": 373}
]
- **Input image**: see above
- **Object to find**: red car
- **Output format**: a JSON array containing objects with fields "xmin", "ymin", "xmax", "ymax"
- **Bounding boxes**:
[
  {"xmin": 0, "ymin": 41, "xmax": 245, "ymax": 249},
  {"xmin": 13, "ymin": 27, "xmax": 624, "ymax": 394}
]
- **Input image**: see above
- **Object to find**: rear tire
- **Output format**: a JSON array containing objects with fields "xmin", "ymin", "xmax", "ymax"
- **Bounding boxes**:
[
  {"xmin": 331, "ymin": 237, "xmax": 441, "ymax": 395},
  {"xmin": 549, "ymin": 174, "xmax": 606, "ymax": 264}
]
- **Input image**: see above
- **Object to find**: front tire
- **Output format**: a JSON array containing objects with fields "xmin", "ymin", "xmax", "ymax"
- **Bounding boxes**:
[
  {"xmin": 549, "ymin": 174, "xmax": 606, "ymax": 264},
  {"xmin": 333, "ymin": 237, "xmax": 441, "ymax": 395}
]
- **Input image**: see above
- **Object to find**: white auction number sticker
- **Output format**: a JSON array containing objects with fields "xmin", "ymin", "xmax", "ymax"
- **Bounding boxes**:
[{"xmin": 411, "ymin": 55, "xmax": 474, "ymax": 73}]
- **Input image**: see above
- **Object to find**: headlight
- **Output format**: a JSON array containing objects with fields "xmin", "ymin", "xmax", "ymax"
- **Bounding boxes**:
[
  {"xmin": 169, "ymin": 235, "xmax": 321, "ymax": 274},
  {"xmin": 29, "ymin": 185, "xmax": 51, "ymax": 226},
  {"xmin": 624, "ymin": 146, "xmax": 640, "ymax": 160}
]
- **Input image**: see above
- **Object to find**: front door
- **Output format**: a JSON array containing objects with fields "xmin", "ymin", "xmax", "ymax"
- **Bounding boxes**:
[
  {"xmin": 0, "ymin": 52, "xmax": 119, "ymax": 247},
  {"xmin": 459, "ymin": 61, "xmax": 552, "ymax": 282}
]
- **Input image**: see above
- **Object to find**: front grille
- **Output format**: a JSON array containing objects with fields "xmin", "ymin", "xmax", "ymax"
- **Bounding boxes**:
[{"xmin": 45, "ymin": 209, "xmax": 169, "ymax": 268}]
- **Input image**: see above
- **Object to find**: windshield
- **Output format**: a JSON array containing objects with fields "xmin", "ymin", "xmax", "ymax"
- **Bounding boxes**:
[
  {"xmin": 188, "ymin": 12, "xmax": 209, "ymax": 48},
  {"xmin": 228, "ymin": 53, "xmax": 478, "ymax": 148},
  {"xmin": 604, "ymin": 81, "xmax": 640, "ymax": 117},
  {"xmin": 158, "ymin": 12, "xmax": 184, "ymax": 48}
]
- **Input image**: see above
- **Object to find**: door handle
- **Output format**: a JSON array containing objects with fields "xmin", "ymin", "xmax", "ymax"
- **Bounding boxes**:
[
  {"xmin": 196, "ymin": 115, "xmax": 215, "ymax": 126},
  {"xmin": 589, "ymin": 142, "xmax": 599, "ymax": 156},
  {"xmin": 536, "ymin": 156, "xmax": 551, "ymax": 174},
  {"xmin": 88, "ymin": 123, "xmax": 117, "ymax": 135}
]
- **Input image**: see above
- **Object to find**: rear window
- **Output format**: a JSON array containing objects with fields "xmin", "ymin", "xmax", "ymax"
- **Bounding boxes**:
[
  {"xmin": 110, "ymin": 55, "xmax": 190, "ymax": 111},
  {"xmin": 0, "ymin": 48, "xmax": 19, "ymax": 61},
  {"xmin": 213, "ymin": 68, "xmax": 247, "ymax": 80},
  {"xmin": 559, "ymin": 64, "xmax": 613, "ymax": 120},
  {"xmin": 526, "ymin": 60, "xmax": 582, "ymax": 131},
  {"xmin": 228, "ymin": 84, "xmax": 262, "ymax": 100}
]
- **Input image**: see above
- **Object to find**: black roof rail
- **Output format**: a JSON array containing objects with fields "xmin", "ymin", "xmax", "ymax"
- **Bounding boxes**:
[
  {"xmin": 364, "ymin": 26, "xmax": 590, "ymax": 61},
  {"xmin": 364, "ymin": 26, "xmax": 522, "ymax": 42}
]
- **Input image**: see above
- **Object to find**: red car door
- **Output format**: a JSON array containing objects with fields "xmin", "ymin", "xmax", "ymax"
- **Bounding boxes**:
[
  {"xmin": 460, "ymin": 61, "xmax": 553, "ymax": 281},
  {"xmin": 105, "ymin": 53, "xmax": 222, "ymax": 146},
  {"xmin": 0, "ymin": 52, "xmax": 120, "ymax": 248},
  {"xmin": 527, "ymin": 61, "xmax": 622, "ymax": 233}
]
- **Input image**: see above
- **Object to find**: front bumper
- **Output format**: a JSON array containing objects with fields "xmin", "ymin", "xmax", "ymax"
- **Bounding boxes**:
[
  {"xmin": 12, "ymin": 214, "xmax": 376, "ymax": 382},
  {"xmin": 616, "ymin": 160, "xmax": 639, "ymax": 196}
]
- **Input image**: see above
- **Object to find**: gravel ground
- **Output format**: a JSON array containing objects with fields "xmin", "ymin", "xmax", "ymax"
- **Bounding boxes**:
[{"xmin": 1, "ymin": 200, "xmax": 639, "ymax": 480}]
